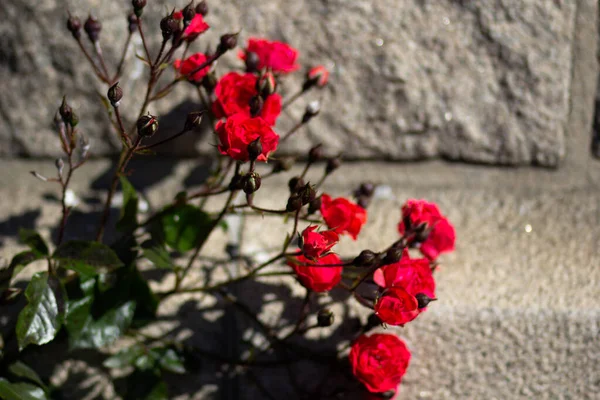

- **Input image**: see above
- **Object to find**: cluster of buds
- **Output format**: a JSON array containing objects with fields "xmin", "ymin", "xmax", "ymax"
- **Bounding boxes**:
[{"xmin": 286, "ymin": 177, "xmax": 316, "ymax": 212}]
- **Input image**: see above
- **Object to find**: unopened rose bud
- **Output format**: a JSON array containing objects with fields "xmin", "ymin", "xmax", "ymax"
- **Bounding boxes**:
[
  {"xmin": 256, "ymin": 72, "xmax": 277, "ymax": 98},
  {"xmin": 136, "ymin": 114, "xmax": 158, "ymax": 137},
  {"xmin": 249, "ymin": 95, "xmax": 263, "ymax": 117},
  {"xmin": 247, "ymin": 138, "xmax": 262, "ymax": 161},
  {"xmin": 201, "ymin": 71, "xmax": 218, "ymax": 93},
  {"xmin": 317, "ymin": 308, "xmax": 334, "ymax": 327},
  {"xmin": 299, "ymin": 183, "xmax": 316, "ymax": 205},
  {"xmin": 55, "ymin": 158, "xmax": 64, "ymax": 176},
  {"xmin": 107, "ymin": 82, "xmax": 123, "ymax": 107},
  {"xmin": 353, "ymin": 250, "xmax": 378, "ymax": 267},
  {"xmin": 307, "ymin": 197, "xmax": 321, "ymax": 215},
  {"xmin": 303, "ymin": 65, "xmax": 329, "ymax": 90},
  {"xmin": 84, "ymin": 15, "xmax": 102, "ymax": 43},
  {"xmin": 245, "ymin": 51, "xmax": 260, "ymax": 73},
  {"xmin": 195, "ymin": 1, "xmax": 208, "ymax": 16},
  {"xmin": 217, "ymin": 32, "xmax": 238, "ymax": 54},
  {"xmin": 325, "ymin": 157, "xmax": 341, "ymax": 175},
  {"xmin": 128, "ymin": 12, "xmax": 139, "ymax": 33},
  {"xmin": 286, "ymin": 195, "xmax": 303, "ymax": 212},
  {"xmin": 67, "ymin": 14, "xmax": 82, "ymax": 39},
  {"xmin": 59, "ymin": 96, "xmax": 72, "ymax": 123},
  {"xmin": 160, "ymin": 12, "xmax": 179, "ymax": 40},
  {"xmin": 184, "ymin": 111, "xmax": 204, "ymax": 131},
  {"xmin": 302, "ymin": 100, "xmax": 321, "ymax": 123},
  {"xmin": 358, "ymin": 182, "xmax": 375, "ymax": 197},
  {"xmin": 182, "ymin": 2, "xmax": 196, "ymax": 25},
  {"xmin": 288, "ymin": 176, "xmax": 305, "ymax": 193},
  {"xmin": 242, "ymin": 171, "xmax": 261, "ymax": 194},
  {"xmin": 383, "ymin": 247, "xmax": 403, "ymax": 265},
  {"xmin": 132, "ymin": 0, "xmax": 147, "ymax": 17},
  {"xmin": 69, "ymin": 111, "xmax": 79, "ymax": 127},
  {"xmin": 415, "ymin": 293, "xmax": 437, "ymax": 309},
  {"xmin": 271, "ymin": 157, "xmax": 295, "ymax": 173},
  {"xmin": 308, "ymin": 144, "xmax": 323, "ymax": 163}
]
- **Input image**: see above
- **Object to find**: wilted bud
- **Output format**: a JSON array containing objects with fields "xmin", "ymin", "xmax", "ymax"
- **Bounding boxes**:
[
  {"xmin": 303, "ymin": 65, "xmax": 329, "ymax": 90},
  {"xmin": 184, "ymin": 111, "xmax": 204, "ymax": 131},
  {"xmin": 299, "ymin": 183, "xmax": 316, "ymax": 205},
  {"xmin": 201, "ymin": 71, "xmax": 218, "ymax": 93},
  {"xmin": 288, "ymin": 176, "xmax": 305, "ymax": 193},
  {"xmin": 84, "ymin": 15, "xmax": 102, "ymax": 43},
  {"xmin": 308, "ymin": 144, "xmax": 323, "ymax": 163},
  {"xmin": 59, "ymin": 96, "xmax": 73, "ymax": 123},
  {"xmin": 160, "ymin": 12, "xmax": 179, "ymax": 40},
  {"xmin": 228, "ymin": 173, "xmax": 244, "ymax": 191},
  {"xmin": 353, "ymin": 250, "xmax": 378, "ymax": 267},
  {"xmin": 67, "ymin": 14, "xmax": 82, "ymax": 39},
  {"xmin": 247, "ymin": 138, "xmax": 262, "ymax": 161},
  {"xmin": 132, "ymin": 0, "xmax": 147, "ymax": 17},
  {"xmin": 128, "ymin": 12, "xmax": 139, "ymax": 33},
  {"xmin": 317, "ymin": 308, "xmax": 334, "ymax": 327},
  {"xmin": 271, "ymin": 157, "xmax": 295, "ymax": 173},
  {"xmin": 55, "ymin": 158, "xmax": 64, "ymax": 176},
  {"xmin": 307, "ymin": 196, "xmax": 321, "ymax": 215},
  {"xmin": 382, "ymin": 247, "xmax": 403, "ymax": 265},
  {"xmin": 245, "ymin": 51, "xmax": 260, "ymax": 73},
  {"xmin": 217, "ymin": 32, "xmax": 238, "ymax": 54},
  {"xmin": 256, "ymin": 71, "xmax": 277, "ymax": 97},
  {"xmin": 195, "ymin": 1, "xmax": 208, "ymax": 16},
  {"xmin": 107, "ymin": 82, "xmax": 123, "ymax": 107},
  {"xmin": 182, "ymin": 2, "xmax": 196, "ymax": 25},
  {"xmin": 415, "ymin": 293, "xmax": 437, "ymax": 309},
  {"xmin": 249, "ymin": 95, "xmax": 263, "ymax": 117},
  {"xmin": 136, "ymin": 114, "xmax": 159, "ymax": 137},
  {"xmin": 302, "ymin": 100, "xmax": 321, "ymax": 123},
  {"xmin": 286, "ymin": 195, "xmax": 303, "ymax": 212},
  {"xmin": 242, "ymin": 171, "xmax": 261, "ymax": 194},
  {"xmin": 325, "ymin": 157, "xmax": 341, "ymax": 175}
]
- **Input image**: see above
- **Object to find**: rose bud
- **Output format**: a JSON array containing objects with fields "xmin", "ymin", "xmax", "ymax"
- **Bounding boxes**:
[
  {"xmin": 182, "ymin": 2, "xmax": 196, "ymax": 26},
  {"xmin": 299, "ymin": 183, "xmax": 316, "ymax": 205},
  {"xmin": 415, "ymin": 293, "xmax": 437, "ymax": 309},
  {"xmin": 217, "ymin": 32, "xmax": 239, "ymax": 54},
  {"xmin": 196, "ymin": 1, "xmax": 208, "ymax": 16},
  {"xmin": 160, "ymin": 12, "xmax": 180, "ymax": 40},
  {"xmin": 136, "ymin": 114, "xmax": 159, "ymax": 137},
  {"xmin": 325, "ymin": 156, "xmax": 341, "ymax": 175},
  {"xmin": 307, "ymin": 196, "xmax": 321, "ymax": 215},
  {"xmin": 353, "ymin": 250, "xmax": 378, "ymax": 267},
  {"xmin": 127, "ymin": 12, "xmax": 139, "ymax": 33},
  {"xmin": 69, "ymin": 111, "xmax": 79, "ymax": 128},
  {"xmin": 55, "ymin": 158, "xmax": 64, "ymax": 176},
  {"xmin": 302, "ymin": 100, "xmax": 321, "ymax": 123},
  {"xmin": 242, "ymin": 172, "xmax": 261, "ymax": 194},
  {"xmin": 317, "ymin": 308, "xmax": 334, "ymax": 327},
  {"xmin": 67, "ymin": 14, "xmax": 82, "ymax": 39},
  {"xmin": 256, "ymin": 71, "xmax": 277, "ymax": 98},
  {"xmin": 184, "ymin": 111, "xmax": 204, "ymax": 131},
  {"xmin": 286, "ymin": 195, "xmax": 303, "ymax": 212},
  {"xmin": 308, "ymin": 144, "xmax": 323, "ymax": 163},
  {"xmin": 132, "ymin": 0, "xmax": 147, "ymax": 17},
  {"xmin": 107, "ymin": 82, "xmax": 123, "ymax": 107},
  {"xmin": 358, "ymin": 182, "xmax": 375, "ymax": 197},
  {"xmin": 84, "ymin": 15, "xmax": 102, "ymax": 43},
  {"xmin": 59, "ymin": 96, "xmax": 73, "ymax": 123},
  {"xmin": 357, "ymin": 195, "xmax": 370, "ymax": 210},
  {"xmin": 271, "ymin": 157, "xmax": 295, "ymax": 173},
  {"xmin": 245, "ymin": 51, "xmax": 260, "ymax": 73},
  {"xmin": 288, "ymin": 176, "xmax": 305, "ymax": 193},
  {"xmin": 303, "ymin": 65, "xmax": 329, "ymax": 91},
  {"xmin": 249, "ymin": 95, "xmax": 263, "ymax": 117},
  {"xmin": 247, "ymin": 138, "xmax": 263, "ymax": 162},
  {"xmin": 382, "ymin": 247, "xmax": 403, "ymax": 265}
]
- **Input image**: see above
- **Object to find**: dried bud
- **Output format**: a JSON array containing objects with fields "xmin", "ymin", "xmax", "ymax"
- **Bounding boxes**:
[
  {"xmin": 325, "ymin": 157, "xmax": 341, "ymax": 175},
  {"xmin": 245, "ymin": 51, "xmax": 260, "ymax": 73},
  {"xmin": 302, "ymin": 100, "xmax": 321, "ymax": 124},
  {"xmin": 136, "ymin": 114, "xmax": 159, "ymax": 137},
  {"xmin": 308, "ymin": 144, "xmax": 323, "ymax": 163},
  {"xmin": 307, "ymin": 196, "xmax": 321, "ymax": 215},
  {"xmin": 256, "ymin": 71, "xmax": 277, "ymax": 97},
  {"xmin": 249, "ymin": 95, "xmax": 263, "ymax": 117},
  {"xmin": 217, "ymin": 32, "xmax": 238, "ymax": 54},
  {"xmin": 242, "ymin": 172, "xmax": 261, "ymax": 194},
  {"xmin": 288, "ymin": 176, "xmax": 305, "ymax": 193},
  {"xmin": 184, "ymin": 111, "xmax": 204, "ymax": 131},
  {"xmin": 286, "ymin": 195, "xmax": 303, "ymax": 212},
  {"xmin": 271, "ymin": 157, "xmax": 295, "ymax": 173},
  {"xmin": 303, "ymin": 65, "xmax": 329, "ymax": 90},
  {"xmin": 358, "ymin": 182, "xmax": 375, "ymax": 197},
  {"xmin": 357, "ymin": 195, "xmax": 370, "ymax": 210},
  {"xmin": 317, "ymin": 308, "xmax": 334, "ymax": 327},
  {"xmin": 160, "ymin": 12, "xmax": 179, "ymax": 40},
  {"xmin": 353, "ymin": 250, "xmax": 378, "ymax": 267},
  {"xmin": 182, "ymin": 2, "xmax": 196, "ymax": 25},
  {"xmin": 59, "ymin": 96, "xmax": 73, "ymax": 123},
  {"xmin": 195, "ymin": 1, "xmax": 208, "ymax": 16},
  {"xmin": 67, "ymin": 14, "xmax": 82, "ymax": 39},
  {"xmin": 247, "ymin": 138, "xmax": 262, "ymax": 161},
  {"xmin": 201, "ymin": 71, "xmax": 218, "ymax": 93},
  {"xmin": 84, "ymin": 15, "xmax": 102, "ymax": 43},
  {"xmin": 415, "ymin": 293, "xmax": 437, "ymax": 309},
  {"xmin": 382, "ymin": 247, "xmax": 403, "ymax": 265},
  {"xmin": 299, "ymin": 183, "xmax": 316, "ymax": 205},
  {"xmin": 229, "ymin": 173, "xmax": 244, "ymax": 191},
  {"xmin": 128, "ymin": 12, "xmax": 139, "ymax": 33},
  {"xmin": 132, "ymin": 0, "xmax": 147, "ymax": 17},
  {"xmin": 55, "ymin": 158, "xmax": 64, "ymax": 176},
  {"xmin": 107, "ymin": 82, "xmax": 123, "ymax": 107}
]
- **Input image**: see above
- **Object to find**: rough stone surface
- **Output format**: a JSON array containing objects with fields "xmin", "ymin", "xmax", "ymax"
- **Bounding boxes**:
[{"xmin": 1, "ymin": 0, "xmax": 597, "ymax": 166}]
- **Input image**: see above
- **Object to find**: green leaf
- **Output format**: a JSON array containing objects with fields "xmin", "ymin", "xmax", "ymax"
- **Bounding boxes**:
[
  {"xmin": 53, "ymin": 241, "xmax": 124, "ymax": 276},
  {"xmin": 64, "ymin": 296, "xmax": 94, "ymax": 338},
  {"xmin": 19, "ymin": 230, "xmax": 49, "ymax": 257},
  {"xmin": 16, "ymin": 272, "xmax": 61, "ymax": 350},
  {"xmin": 158, "ymin": 348, "xmax": 185, "ymax": 374},
  {"xmin": 68, "ymin": 301, "xmax": 136, "ymax": 349},
  {"xmin": 8, "ymin": 361, "xmax": 48, "ymax": 392},
  {"xmin": 142, "ymin": 246, "xmax": 174, "ymax": 270},
  {"xmin": 103, "ymin": 344, "xmax": 145, "ymax": 369},
  {"xmin": 145, "ymin": 380, "xmax": 168, "ymax": 400},
  {"xmin": 159, "ymin": 205, "xmax": 213, "ymax": 252},
  {"xmin": 0, "ymin": 379, "xmax": 47, "ymax": 400},
  {"xmin": 117, "ymin": 176, "xmax": 139, "ymax": 232}
]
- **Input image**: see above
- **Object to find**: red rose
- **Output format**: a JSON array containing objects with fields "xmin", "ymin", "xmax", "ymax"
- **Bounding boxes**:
[
  {"xmin": 307, "ymin": 65, "xmax": 329, "ymax": 88},
  {"xmin": 373, "ymin": 249, "xmax": 435, "ymax": 297},
  {"xmin": 374, "ymin": 286, "xmax": 419, "ymax": 326},
  {"xmin": 349, "ymin": 333, "xmax": 411, "ymax": 393},
  {"xmin": 173, "ymin": 11, "xmax": 209, "ymax": 41},
  {"xmin": 239, "ymin": 38, "xmax": 299, "ymax": 73},
  {"xmin": 301, "ymin": 225, "xmax": 339, "ymax": 259},
  {"xmin": 173, "ymin": 53, "xmax": 210, "ymax": 82},
  {"xmin": 215, "ymin": 114, "xmax": 279, "ymax": 162},
  {"xmin": 398, "ymin": 199, "xmax": 456, "ymax": 260},
  {"xmin": 320, "ymin": 194, "xmax": 367, "ymax": 240},
  {"xmin": 212, "ymin": 72, "xmax": 282, "ymax": 126},
  {"xmin": 287, "ymin": 252, "xmax": 342, "ymax": 292}
]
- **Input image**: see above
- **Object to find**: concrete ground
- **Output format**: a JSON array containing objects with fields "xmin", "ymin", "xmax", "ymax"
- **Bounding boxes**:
[{"xmin": 1, "ymin": 158, "xmax": 599, "ymax": 399}]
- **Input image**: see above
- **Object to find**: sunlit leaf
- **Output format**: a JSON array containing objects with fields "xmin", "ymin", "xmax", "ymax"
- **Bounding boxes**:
[
  {"xmin": 142, "ymin": 246, "xmax": 174, "ymax": 270},
  {"xmin": 0, "ymin": 379, "xmax": 47, "ymax": 400},
  {"xmin": 159, "ymin": 205, "xmax": 213, "ymax": 253},
  {"xmin": 103, "ymin": 344, "xmax": 145, "ymax": 369}
]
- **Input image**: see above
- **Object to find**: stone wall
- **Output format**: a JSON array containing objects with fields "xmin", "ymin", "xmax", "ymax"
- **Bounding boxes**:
[{"xmin": 0, "ymin": 0, "xmax": 598, "ymax": 166}]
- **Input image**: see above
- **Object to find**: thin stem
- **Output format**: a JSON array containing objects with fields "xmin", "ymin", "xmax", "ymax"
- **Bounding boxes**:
[
  {"xmin": 113, "ymin": 32, "xmax": 132, "ymax": 81},
  {"xmin": 137, "ymin": 127, "xmax": 189, "ymax": 150},
  {"xmin": 137, "ymin": 18, "xmax": 152, "ymax": 64},
  {"xmin": 57, "ymin": 153, "xmax": 75, "ymax": 246},
  {"xmin": 153, "ymin": 38, "xmax": 168, "ymax": 67},
  {"xmin": 94, "ymin": 41, "xmax": 111, "ymax": 80},
  {"xmin": 113, "ymin": 106, "xmax": 132, "ymax": 147},
  {"xmin": 282, "ymin": 89, "xmax": 306, "ymax": 110},
  {"xmin": 279, "ymin": 121, "xmax": 304, "ymax": 143},
  {"xmin": 75, "ymin": 38, "xmax": 109, "ymax": 83}
]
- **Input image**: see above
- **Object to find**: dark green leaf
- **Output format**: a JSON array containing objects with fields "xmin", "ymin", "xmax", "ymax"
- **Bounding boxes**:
[
  {"xmin": 65, "ymin": 296, "xmax": 94, "ymax": 339},
  {"xmin": 16, "ymin": 272, "xmax": 61, "ymax": 350},
  {"xmin": 0, "ymin": 379, "xmax": 47, "ymax": 400},
  {"xmin": 158, "ymin": 348, "xmax": 185, "ymax": 374},
  {"xmin": 53, "ymin": 241, "xmax": 124, "ymax": 276},
  {"xmin": 134, "ymin": 352, "xmax": 157, "ymax": 371},
  {"xmin": 103, "ymin": 344, "xmax": 145, "ymax": 369},
  {"xmin": 9, "ymin": 251, "xmax": 41, "ymax": 280},
  {"xmin": 159, "ymin": 205, "xmax": 212, "ymax": 252},
  {"xmin": 8, "ymin": 361, "xmax": 48, "ymax": 392},
  {"xmin": 68, "ymin": 301, "xmax": 136, "ymax": 349},
  {"xmin": 19, "ymin": 230, "xmax": 49, "ymax": 257},
  {"xmin": 144, "ymin": 380, "xmax": 168, "ymax": 400},
  {"xmin": 117, "ymin": 176, "xmax": 139, "ymax": 232},
  {"xmin": 142, "ymin": 246, "xmax": 174, "ymax": 270}
]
